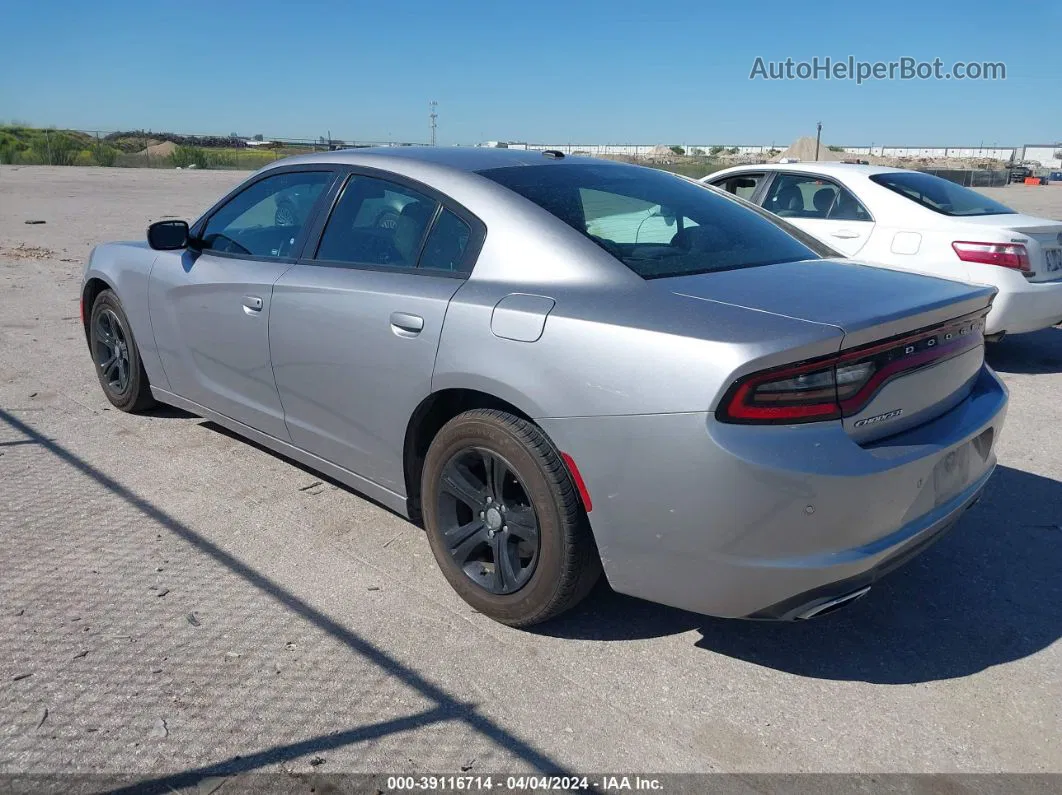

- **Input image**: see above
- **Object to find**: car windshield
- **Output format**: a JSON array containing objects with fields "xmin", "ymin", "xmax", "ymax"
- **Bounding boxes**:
[
  {"xmin": 478, "ymin": 163, "xmax": 824, "ymax": 279},
  {"xmin": 869, "ymin": 171, "xmax": 1016, "ymax": 217}
]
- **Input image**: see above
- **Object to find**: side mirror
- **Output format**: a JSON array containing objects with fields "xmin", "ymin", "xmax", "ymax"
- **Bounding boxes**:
[{"xmin": 147, "ymin": 220, "xmax": 189, "ymax": 250}]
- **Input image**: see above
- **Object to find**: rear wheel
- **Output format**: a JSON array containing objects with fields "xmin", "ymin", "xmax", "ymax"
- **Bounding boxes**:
[
  {"xmin": 88, "ymin": 290, "xmax": 155, "ymax": 413},
  {"xmin": 421, "ymin": 409, "xmax": 600, "ymax": 626}
]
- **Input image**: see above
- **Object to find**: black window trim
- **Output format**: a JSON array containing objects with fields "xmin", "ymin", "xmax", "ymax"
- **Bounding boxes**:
[
  {"xmin": 188, "ymin": 165, "xmax": 342, "ymax": 264},
  {"xmin": 299, "ymin": 165, "xmax": 487, "ymax": 280},
  {"xmin": 759, "ymin": 170, "xmax": 876, "ymax": 222}
]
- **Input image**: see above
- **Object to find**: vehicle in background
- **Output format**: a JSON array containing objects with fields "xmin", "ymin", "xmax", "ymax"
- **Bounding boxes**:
[
  {"xmin": 1008, "ymin": 164, "xmax": 1033, "ymax": 184},
  {"xmin": 82, "ymin": 148, "xmax": 1006, "ymax": 627},
  {"xmin": 704, "ymin": 163, "xmax": 1062, "ymax": 337}
]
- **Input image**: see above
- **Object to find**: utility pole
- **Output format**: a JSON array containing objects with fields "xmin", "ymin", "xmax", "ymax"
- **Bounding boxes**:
[
  {"xmin": 815, "ymin": 121, "xmax": 822, "ymax": 161},
  {"xmin": 429, "ymin": 101, "xmax": 438, "ymax": 147}
]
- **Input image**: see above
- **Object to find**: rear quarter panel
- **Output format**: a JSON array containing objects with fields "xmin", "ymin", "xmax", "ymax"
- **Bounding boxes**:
[{"xmin": 433, "ymin": 277, "xmax": 846, "ymax": 420}]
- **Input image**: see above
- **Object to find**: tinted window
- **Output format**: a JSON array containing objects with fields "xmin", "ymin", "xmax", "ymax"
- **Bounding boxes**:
[
  {"xmin": 762, "ymin": 173, "xmax": 872, "ymax": 221},
  {"xmin": 201, "ymin": 171, "xmax": 331, "ymax": 257},
  {"xmin": 869, "ymin": 171, "xmax": 1015, "ymax": 217},
  {"xmin": 478, "ymin": 163, "xmax": 820, "ymax": 279},
  {"xmin": 316, "ymin": 176, "xmax": 438, "ymax": 267},
  {"xmin": 712, "ymin": 173, "xmax": 764, "ymax": 200},
  {"xmin": 420, "ymin": 209, "xmax": 472, "ymax": 272}
]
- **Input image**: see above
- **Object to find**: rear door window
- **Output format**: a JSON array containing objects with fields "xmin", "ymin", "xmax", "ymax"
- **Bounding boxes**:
[
  {"xmin": 762, "ymin": 173, "xmax": 872, "ymax": 221},
  {"xmin": 315, "ymin": 176, "xmax": 439, "ymax": 268}
]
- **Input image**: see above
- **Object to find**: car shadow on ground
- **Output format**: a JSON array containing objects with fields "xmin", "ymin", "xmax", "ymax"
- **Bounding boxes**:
[
  {"xmin": 986, "ymin": 326, "xmax": 1062, "ymax": 373},
  {"xmin": 537, "ymin": 465, "xmax": 1062, "ymax": 684},
  {"xmin": 0, "ymin": 406, "xmax": 573, "ymax": 791},
  {"xmin": 169, "ymin": 409, "xmax": 1061, "ymax": 686}
]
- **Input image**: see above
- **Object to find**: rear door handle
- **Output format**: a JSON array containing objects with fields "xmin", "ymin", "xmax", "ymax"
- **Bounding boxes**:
[
  {"xmin": 830, "ymin": 229, "xmax": 860, "ymax": 239},
  {"xmin": 242, "ymin": 295, "xmax": 264, "ymax": 315},
  {"xmin": 390, "ymin": 312, "xmax": 424, "ymax": 337}
]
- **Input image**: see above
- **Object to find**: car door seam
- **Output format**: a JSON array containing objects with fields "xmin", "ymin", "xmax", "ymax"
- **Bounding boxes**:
[
  {"xmin": 267, "ymin": 262, "xmax": 300, "ymax": 443},
  {"xmin": 145, "ymin": 253, "xmax": 173, "ymax": 390}
]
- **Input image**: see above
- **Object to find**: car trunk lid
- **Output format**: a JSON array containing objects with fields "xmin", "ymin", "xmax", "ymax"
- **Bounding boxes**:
[
  {"xmin": 662, "ymin": 258, "xmax": 995, "ymax": 441},
  {"xmin": 951, "ymin": 214, "xmax": 1062, "ymax": 282}
]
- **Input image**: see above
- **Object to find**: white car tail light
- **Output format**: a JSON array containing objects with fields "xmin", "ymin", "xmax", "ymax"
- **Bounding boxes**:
[{"xmin": 952, "ymin": 241, "xmax": 1031, "ymax": 274}]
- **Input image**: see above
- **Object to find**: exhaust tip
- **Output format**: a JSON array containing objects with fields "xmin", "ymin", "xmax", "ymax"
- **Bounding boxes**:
[{"xmin": 795, "ymin": 585, "xmax": 871, "ymax": 620}]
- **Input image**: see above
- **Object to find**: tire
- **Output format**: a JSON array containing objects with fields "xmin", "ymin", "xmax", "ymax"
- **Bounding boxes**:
[
  {"xmin": 421, "ymin": 409, "xmax": 601, "ymax": 626},
  {"xmin": 88, "ymin": 289, "xmax": 155, "ymax": 413}
]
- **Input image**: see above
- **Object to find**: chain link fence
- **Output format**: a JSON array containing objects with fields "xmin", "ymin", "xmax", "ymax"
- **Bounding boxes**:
[
  {"xmin": 0, "ymin": 127, "xmax": 429, "ymax": 169},
  {"xmin": 918, "ymin": 168, "xmax": 1010, "ymax": 188}
]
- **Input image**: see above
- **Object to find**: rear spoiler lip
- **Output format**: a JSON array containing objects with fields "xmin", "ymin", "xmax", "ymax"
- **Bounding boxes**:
[{"xmin": 835, "ymin": 283, "xmax": 995, "ymax": 351}]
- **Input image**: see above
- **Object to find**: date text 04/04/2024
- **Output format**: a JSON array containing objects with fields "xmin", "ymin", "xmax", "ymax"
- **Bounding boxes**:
[{"xmin": 385, "ymin": 775, "xmax": 664, "ymax": 791}]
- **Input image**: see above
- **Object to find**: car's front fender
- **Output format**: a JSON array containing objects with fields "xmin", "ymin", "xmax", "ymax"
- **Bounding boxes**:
[{"xmin": 82, "ymin": 242, "xmax": 170, "ymax": 391}]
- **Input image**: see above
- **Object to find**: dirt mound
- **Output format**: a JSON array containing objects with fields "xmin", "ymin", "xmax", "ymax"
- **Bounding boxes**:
[
  {"xmin": 138, "ymin": 140, "xmax": 177, "ymax": 157},
  {"xmin": 770, "ymin": 136, "xmax": 849, "ymax": 163}
]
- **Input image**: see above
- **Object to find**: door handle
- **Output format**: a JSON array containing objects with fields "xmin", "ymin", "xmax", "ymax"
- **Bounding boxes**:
[
  {"xmin": 390, "ymin": 311, "xmax": 424, "ymax": 337},
  {"xmin": 242, "ymin": 295, "xmax": 264, "ymax": 315},
  {"xmin": 830, "ymin": 229, "xmax": 860, "ymax": 239}
]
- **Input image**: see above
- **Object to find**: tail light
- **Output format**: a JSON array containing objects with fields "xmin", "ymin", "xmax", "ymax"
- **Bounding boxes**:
[
  {"xmin": 718, "ymin": 312, "xmax": 986, "ymax": 424},
  {"xmin": 952, "ymin": 241, "xmax": 1031, "ymax": 273}
]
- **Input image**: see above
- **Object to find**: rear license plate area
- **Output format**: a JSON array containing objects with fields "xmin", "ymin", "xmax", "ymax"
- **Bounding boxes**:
[{"xmin": 1045, "ymin": 247, "xmax": 1062, "ymax": 273}]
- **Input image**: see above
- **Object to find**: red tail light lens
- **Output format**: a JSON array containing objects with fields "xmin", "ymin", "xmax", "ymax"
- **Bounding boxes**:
[
  {"xmin": 952, "ymin": 241, "xmax": 1031, "ymax": 273},
  {"xmin": 718, "ymin": 312, "xmax": 986, "ymax": 425}
]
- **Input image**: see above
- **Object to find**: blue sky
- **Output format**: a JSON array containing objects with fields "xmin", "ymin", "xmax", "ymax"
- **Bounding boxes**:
[{"xmin": 1, "ymin": 0, "xmax": 1057, "ymax": 146}]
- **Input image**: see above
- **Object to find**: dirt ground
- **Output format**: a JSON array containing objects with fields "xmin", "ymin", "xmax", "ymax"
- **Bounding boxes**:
[{"xmin": 0, "ymin": 167, "xmax": 1060, "ymax": 786}]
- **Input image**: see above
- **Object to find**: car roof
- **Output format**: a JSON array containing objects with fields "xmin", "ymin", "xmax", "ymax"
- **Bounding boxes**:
[
  {"xmin": 714, "ymin": 162, "xmax": 904, "ymax": 178},
  {"xmin": 269, "ymin": 145, "xmax": 606, "ymax": 173}
]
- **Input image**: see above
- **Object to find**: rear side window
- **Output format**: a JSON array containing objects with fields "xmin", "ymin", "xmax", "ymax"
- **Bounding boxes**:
[
  {"xmin": 419, "ymin": 209, "xmax": 472, "ymax": 273},
  {"xmin": 316, "ymin": 176, "xmax": 438, "ymax": 267},
  {"xmin": 478, "ymin": 163, "xmax": 821, "ymax": 279},
  {"xmin": 869, "ymin": 171, "xmax": 1015, "ymax": 217},
  {"xmin": 762, "ymin": 173, "xmax": 872, "ymax": 221}
]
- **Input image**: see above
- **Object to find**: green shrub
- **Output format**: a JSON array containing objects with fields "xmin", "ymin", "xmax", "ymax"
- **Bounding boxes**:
[
  {"xmin": 205, "ymin": 151, "xmax": 236, "ymax": 169},
  {"xmin": 709, "ymin": 145, "xmax": 725, "ymax": 156},
  {"xmin": 0, "ymin": 140, "xmax": 19, "ymax": 164},
  {"xmin": 29, "ymin": 131, "xmax": 81, "ymax": 165},
  {"xmin": 669, "ymin": 145, "xmax": 685, "ymax": 156},
  {"xmin": 169, "ymin": 145, "xmax": 208, "ymax": 169},
  {"xmin": 91, "ymin": 143, "xmax": 119, "ymax": 166}
]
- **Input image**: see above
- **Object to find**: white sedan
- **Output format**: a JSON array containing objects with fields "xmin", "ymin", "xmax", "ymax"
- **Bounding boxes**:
[{"xmin": 702, "ymin": 163, "xmax": 1062, "ymax": 338}]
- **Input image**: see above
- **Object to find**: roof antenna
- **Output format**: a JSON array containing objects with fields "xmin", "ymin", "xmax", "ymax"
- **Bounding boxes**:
[{"xmin": 429, "ymin": 100, "xmax": 438, "ymax": 147}]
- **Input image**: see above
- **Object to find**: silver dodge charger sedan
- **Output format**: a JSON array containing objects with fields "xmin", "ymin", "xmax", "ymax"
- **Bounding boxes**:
[{"xmin": 81, "ymin": 147, "xmax": 1008, "ymax": 626}]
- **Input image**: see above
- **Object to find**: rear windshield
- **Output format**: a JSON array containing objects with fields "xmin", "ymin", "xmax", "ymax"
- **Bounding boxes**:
[
  {"xmin": 869, "ymin": 171, "xmax": 1016, "ymax": 217},
  {"xmin": 478, "ymin": 163, "xmax": 823, "ymax": 279}
]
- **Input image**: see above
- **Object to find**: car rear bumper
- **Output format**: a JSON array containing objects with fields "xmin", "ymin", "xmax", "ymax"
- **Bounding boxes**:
[
  {"xmin": 982, "ymin": 271, "xmax": 1062, "ymax": 335},
  {"xmin": 538, "ymin": 366, "xmax": 1008, "ymax": 619}
]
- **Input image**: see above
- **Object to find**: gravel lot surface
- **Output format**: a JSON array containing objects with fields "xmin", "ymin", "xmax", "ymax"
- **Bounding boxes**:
[{"xmin": 1, "ymin": 167, "xmax": 1060, "ymax": 783}]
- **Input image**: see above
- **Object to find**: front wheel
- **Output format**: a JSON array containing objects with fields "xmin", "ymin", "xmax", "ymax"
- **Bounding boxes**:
[
  {"xmin": 421, "ymin": 409, "xmax": 601, "ymax": 626},
  {"xmin": 88, "ymin": 289, "xmax": 155, "ymax": 413}
]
